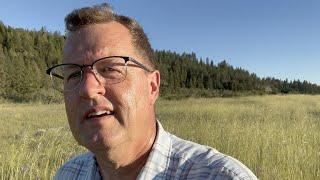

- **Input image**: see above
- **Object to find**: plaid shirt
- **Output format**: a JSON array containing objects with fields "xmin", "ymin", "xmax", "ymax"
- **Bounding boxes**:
[{"xmin": 55, "ymin": 121, "xmax": 257, "ymax": 180}]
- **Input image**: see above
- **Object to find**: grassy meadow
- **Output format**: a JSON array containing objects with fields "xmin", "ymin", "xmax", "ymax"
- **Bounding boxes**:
[{"xmin": 0, "ymin": 95, "xmax": 320, "ymax": 179}]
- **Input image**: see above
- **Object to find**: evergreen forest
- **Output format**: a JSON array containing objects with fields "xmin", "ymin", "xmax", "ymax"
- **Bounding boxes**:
[{"xmin": 0, "ymin": 22, "xmax": 319, "ymax": 102}]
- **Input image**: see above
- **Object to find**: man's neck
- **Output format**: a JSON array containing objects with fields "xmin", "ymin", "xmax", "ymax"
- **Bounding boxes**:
[{"xmin": 95, "ymin": 122, "xmax": 157, "ymax": 180}]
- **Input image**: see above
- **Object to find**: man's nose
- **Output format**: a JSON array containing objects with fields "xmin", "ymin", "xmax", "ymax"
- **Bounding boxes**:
[{"xmin": 78, "ymin": 70, "xmax": 106, "ymax": 98}]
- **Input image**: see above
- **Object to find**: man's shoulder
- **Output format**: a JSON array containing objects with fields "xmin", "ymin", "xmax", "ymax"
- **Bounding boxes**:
[
  {"xmin": 54, "ymin": 152, "xmax": 98, "ymax": 179},
  {"xmin": 168, "ymin": 133, "xmax": 257, "ymax": 179}
]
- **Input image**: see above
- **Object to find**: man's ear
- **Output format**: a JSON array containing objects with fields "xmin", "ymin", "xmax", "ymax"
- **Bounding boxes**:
[{"xmin": 148, "ymin": 70, "xmax": 160, "ymax": 105}]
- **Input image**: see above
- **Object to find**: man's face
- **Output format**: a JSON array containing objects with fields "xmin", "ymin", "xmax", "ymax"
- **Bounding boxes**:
[{"xmin": 62, "ymin": 22, "xmax": 159, "ymax": 153}]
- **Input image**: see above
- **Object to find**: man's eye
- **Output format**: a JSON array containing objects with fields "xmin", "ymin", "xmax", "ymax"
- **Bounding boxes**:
[
  {"xmin": 67, "ymin": 71, "xmax": 81, "ymax": 81},
  {"xmin": 100, "ymin": 67, "xmax": 118, "ymax": 73}
]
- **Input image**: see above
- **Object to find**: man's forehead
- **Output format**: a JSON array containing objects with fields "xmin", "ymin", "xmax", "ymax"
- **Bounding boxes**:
[
  {"xmin": 62, "ymin": 47, "xmax": 110, "ymax": 64},
  {"xmin": 62, "ymin": 22, "xmax": 135, "ymax": 63}
]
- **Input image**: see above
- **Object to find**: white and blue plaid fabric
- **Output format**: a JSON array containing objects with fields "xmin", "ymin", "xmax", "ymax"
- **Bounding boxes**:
[{"xmin": 55, "ymin": 121, "xmax": 257, "ymax": 180}]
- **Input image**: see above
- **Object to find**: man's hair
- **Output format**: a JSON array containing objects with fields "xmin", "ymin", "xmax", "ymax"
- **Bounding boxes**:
[{"xmin": 65, "ymin": 3, "xmax": 155, "ymax": 69}]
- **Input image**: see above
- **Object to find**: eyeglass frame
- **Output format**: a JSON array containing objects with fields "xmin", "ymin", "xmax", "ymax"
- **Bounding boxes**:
[{"xmin": 46, "ymin": 56, "xmax": 153, "ymax": 91}]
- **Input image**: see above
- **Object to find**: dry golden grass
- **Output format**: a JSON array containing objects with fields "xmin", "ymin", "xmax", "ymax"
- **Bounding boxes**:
[{"xmin": 0, "ymin": 95, "xmax": 319, "ymax": 179}]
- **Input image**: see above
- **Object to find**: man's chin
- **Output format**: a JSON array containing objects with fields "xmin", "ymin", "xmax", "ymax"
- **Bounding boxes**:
[{"xmin": 80, "ymin": 132, "xmax": 121, "ymax": 152}]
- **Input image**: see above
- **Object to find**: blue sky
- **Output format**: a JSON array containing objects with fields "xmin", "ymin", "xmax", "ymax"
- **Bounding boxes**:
[{"xmin": 0, "ymin": 0, "xmax": 319, "ymax": 84}]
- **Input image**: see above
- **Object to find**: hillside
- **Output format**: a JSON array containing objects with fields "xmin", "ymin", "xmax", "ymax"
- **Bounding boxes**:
[{"xmin": 0, "ymin": 21, "xmax": 319, "ymax": 102}]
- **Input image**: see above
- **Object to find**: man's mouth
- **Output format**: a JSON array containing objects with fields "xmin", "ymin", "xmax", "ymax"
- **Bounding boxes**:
[{"xmin": 85, "ymin": 109, "xmax": 115, "ymax": 120}]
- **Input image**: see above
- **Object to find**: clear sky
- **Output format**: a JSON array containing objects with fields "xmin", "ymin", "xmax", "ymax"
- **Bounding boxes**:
[{"xmin": 0, "ymin": 0, "xmax": 319, "ymax": 84}]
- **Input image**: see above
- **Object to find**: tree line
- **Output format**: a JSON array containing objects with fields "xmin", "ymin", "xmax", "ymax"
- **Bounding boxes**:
[
  {"xmin": 154, "ymin": 50, "xmax": 320, "ymax": 98},
  {"xmin": 0, "ymin": 22, "xmax": 319, "ymax": 102}
]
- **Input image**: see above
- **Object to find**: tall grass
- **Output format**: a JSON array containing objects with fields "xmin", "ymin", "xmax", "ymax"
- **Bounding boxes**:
[
  {"xmin": 0, "ymin": 95, "xmax": 319, "ymax": 179},
  {"xmin": 0, "ymin": 103, "xmax": 85, "ymax": 180}
]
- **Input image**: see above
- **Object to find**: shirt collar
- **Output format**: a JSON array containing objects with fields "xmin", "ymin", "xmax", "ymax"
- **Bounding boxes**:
[{"xmin": 137, "ymin": 120, "xmax": 172, "ymax": 179}]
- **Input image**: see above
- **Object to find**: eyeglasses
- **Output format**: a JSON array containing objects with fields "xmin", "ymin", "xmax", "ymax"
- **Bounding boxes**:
[{"xmin": 46, "ymin": 56, "xmax": 152, "ymax": 92}]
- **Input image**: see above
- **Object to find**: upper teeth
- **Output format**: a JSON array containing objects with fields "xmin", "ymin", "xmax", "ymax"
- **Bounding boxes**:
[{"xmin": 88, "ymin": 110, "xmax": 112, "ymax": 117}]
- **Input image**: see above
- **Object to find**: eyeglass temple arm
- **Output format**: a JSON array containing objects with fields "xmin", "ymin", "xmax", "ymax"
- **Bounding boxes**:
[
  {"xmin": 128, "ymin": 57, "xmax": 152, "ymax": 72},
  {"xmin": 46, "ymin": 68, "xmax": 64, "ymax": 80}
]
